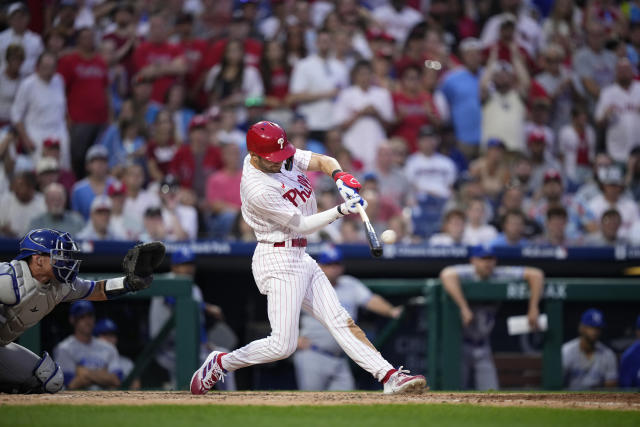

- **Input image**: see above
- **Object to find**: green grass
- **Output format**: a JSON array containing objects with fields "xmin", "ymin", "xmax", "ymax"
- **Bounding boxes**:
[{"xmin": 1, "ymin": 404, "xmax": 638, "ymax": 427}]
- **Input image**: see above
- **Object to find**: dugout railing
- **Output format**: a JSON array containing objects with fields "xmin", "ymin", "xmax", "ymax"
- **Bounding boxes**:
[
  {"xmin": 363, "ymin": 278, "xmax": 640, "ymax": 390},
  {"xmin": 18, "ymin": 275, "xmax": 200, "ymax": 390}
]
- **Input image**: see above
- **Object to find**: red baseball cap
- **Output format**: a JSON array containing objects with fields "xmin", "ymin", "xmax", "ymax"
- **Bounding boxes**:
[
  {"xmin": 188, "ymin": 115, "xmax": 208, "ymax": 132},
  {"xmin": 527, "ymin": 130, "xmax": 547, "ymax": 144},
  {"xmin": 107, "ymin": 180, "xmax": 127, "ymax": 196},
  {"xmin": 43, "ymin": 138, "xmax": 61, "ymax": 149},
  {"xmin": 543, "ymin": 169, "xmax": 562, "ymax": 183}
]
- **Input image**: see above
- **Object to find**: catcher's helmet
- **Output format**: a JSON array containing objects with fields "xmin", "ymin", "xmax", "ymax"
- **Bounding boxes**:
[
  {"xmin": 15, "ymin": 228, "xmax": 81, "ymax": 284},
  {"xmin": 246, "ymin": 121, "xmax": 295, "ymax": 162},
  {"xmin": 317, "ymin": 245, "xmax": 343, "ymax": 265}
]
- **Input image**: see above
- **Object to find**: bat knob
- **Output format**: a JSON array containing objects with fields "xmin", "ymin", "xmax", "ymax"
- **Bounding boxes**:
[{"xmin": 371, "ymin": 247, "xmax": 383, "ymax": 258}]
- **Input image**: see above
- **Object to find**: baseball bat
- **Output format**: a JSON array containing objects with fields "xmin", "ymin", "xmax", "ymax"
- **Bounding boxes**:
[{"xmin": 356, "ymin": 204, "xmax": 383, "ymax": 258}]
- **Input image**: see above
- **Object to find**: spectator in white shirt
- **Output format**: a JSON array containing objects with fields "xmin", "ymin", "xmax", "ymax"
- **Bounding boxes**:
[
  {"xmin": 463, "ymin": 198, "xmax": 498, "ymax": 246},
  {"xmin": 588, "ymin": 165, "xmax": 640, "ymax": 238},
  {"xmin": 332, "ymin": 60, "xmax": 394, "ymax": 171},
  {"xmin": 289, "ymin": 28, "xmax": 349, "ymax": 141},
  {"xmin": 372, "ymin": 0, "xmax": 423, "ymax": 48},
  {"xmin": 0, "ymin": 44, "xmax": 24, "ymax": 125},
  {"xmin": 594, "ymin": 58, "xmax": 640, "ymax": 164},
  {"xmin": 558, "ymin": 106, "xmax": 597, "ymax": 188},
  {"xmin": 428, "ymin": 209, "xmax": 466, "ymax": 246},
  {"xmin": 0, "ymin": 3, "xmax": 44, "ymax": 77},
  {"xmin": 11, "ymin": 51, "xmax": 71, "ymax": 169},
  {"xmin": 0, "ymin": 170, "xmax": 46, "ymax": 237},
  {"xmin": 158, "ymin": 174, "xmax": 198, "ymax": 241},
  {"xmin": 404, "ymin": 125, "xmax": 458, "ymax": 201},
  {"xmin": 122, "ymin": 163, "xmax": 159, "ymax": 221},
  {"xmin": 77, "ymin": 195, "xmax": 120, "ymax": 241}
]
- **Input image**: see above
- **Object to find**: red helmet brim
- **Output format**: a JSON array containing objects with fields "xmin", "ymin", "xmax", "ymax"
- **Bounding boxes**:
[{"xmin": 262, "ymin": 143, "xmax": 296, "ymax": 162}]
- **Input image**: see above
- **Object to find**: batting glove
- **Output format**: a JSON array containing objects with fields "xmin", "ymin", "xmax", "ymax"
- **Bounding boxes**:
[
  {"xmin": 337, "ymin": 193, "xmax": 368, "ymax": 216},
  {"xmin": 336, "ymin": 179, "xmax": 362, "ymax": 204}
]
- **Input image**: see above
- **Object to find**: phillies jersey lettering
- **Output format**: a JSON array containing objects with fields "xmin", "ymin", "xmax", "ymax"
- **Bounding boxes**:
[
  {"xmin": 282, "ymin": 175, "xmax": 313, "ymax": 207},
  {"xmin": 240, "ymin": 149, "xmax": 316, "ymax": 243}
]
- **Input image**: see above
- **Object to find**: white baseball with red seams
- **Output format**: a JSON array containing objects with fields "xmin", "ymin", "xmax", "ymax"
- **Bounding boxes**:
[{"xmin": 221, "ymin": 149, "xmax": 394, "ymax": 380}]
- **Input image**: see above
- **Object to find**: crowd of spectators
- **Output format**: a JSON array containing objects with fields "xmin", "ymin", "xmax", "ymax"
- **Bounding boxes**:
[{"xmin": 0, "ymin": 0, "xmax": 639, "ymax": 248}]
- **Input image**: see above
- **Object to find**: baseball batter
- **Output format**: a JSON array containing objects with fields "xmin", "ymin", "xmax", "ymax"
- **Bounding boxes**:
[
  {"xmin": 439, "ymin": 245, "xmax": 544, "ymax": 390},
  {"xmin": 191, "ymin": 121, "xmax": 426, "ymax": 394},
  {"xmin": 0, "ymin": 228, "xmax": 163, "ymax": 393}
]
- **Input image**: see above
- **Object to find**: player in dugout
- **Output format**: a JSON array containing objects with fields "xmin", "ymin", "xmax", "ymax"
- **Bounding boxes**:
[
  {"xmin": 439, "ymin": 244, "xmax": 544, "ymax": 390},
  {"xmin": 0, "ymin": 228, "xmax": 164, "ymax": 393}
]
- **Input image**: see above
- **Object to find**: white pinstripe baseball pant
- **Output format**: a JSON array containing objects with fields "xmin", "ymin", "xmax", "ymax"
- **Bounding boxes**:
[{"xmin": 219, "ymin": 244, "xmax": 394, "ymax": 382}]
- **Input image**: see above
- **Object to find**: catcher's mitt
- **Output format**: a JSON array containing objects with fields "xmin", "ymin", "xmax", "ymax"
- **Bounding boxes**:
[{"xmin": 122, "ymin": 241, "xmax": 166, "ymax": 291}]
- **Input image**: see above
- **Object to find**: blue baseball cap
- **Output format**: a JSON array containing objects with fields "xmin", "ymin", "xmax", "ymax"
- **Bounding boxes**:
[
  {"xmin": 469, "ymin": 245, "xmax": 496, "ymax": 258},
  {"xmin": 171, "ymin": 246, "xmax": 195, "ymax": 265},
  {"xmin": 94, "ymin": 318, "xmax": 118, "ymax": 336},
  {"xmin": 70, "ymin": 300, "xmax": 94, "ymax": 317},
  {"xmin": 317, "ymin": 245, "xmax": 343, "ymax": 265},
  {"xmin": 581, "ymin": 308, "xmax": 605, "ymax": 328},
  {"xmin": 486, "ymin": 138, "xmax": 505, "ymax": 149}
]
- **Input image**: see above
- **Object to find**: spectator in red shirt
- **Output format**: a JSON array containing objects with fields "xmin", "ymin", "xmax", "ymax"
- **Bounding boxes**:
[
  {"xmin": 171, "ymin": 12, "xmax": 209, "ymax": 98},
  {"xmin": 58, "ymin": 27, "xmax": 110, "ymax": 179},
  {"xmin": 169, "ymin": 115, "xmax": 222, "ymax": 201},
  {"xmin": 146, "ymin": 110, "xmax": 177, "ymax": 184},
  {"xmin": 392, "ymin": 65, "xmax": 441, "ymax": 152},
  {"xmin": 260, "ymin": 40, "xmax": 292, "ymax": 125},
  {"xmin": 133, "ymin": 13, "xmax": 187, "ymax": 103},
  {"xmin": 102, "ymin": 3, "xmax": 137, "ymax": 78},
  {"xmin": 204, "ymin": 142, "xmax": 242, "ymax": 239}
]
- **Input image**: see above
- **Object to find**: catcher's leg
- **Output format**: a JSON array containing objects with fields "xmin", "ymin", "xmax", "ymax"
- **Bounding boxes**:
[{"xmin": 0, "ymin": 343, "xmax": 63, "ymax": 394}]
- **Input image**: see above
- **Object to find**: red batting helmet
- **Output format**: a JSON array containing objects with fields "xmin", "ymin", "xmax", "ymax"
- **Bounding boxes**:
[{"xmin": 246, "ymin": 121, "xmax": 295, "ymax": 162}]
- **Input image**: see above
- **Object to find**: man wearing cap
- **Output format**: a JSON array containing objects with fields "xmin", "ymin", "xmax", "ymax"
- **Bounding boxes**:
[
  {"xmin": 439, "ymin": 38, "xmax": 483, "ymax": 158},
  {"xmin": 587, "ymin": 165, "xmax": 640, "ymax": 237},
  {"xmin": 53, "ymin": 301, "xmax": 122, "ymax": 390},
  {"xmin": 619, "ymin": 315, "xmax": 640, "ymax": 388},
  {"xmin": 0, "ymin": 3, "xmax": 44, "ymax": 77},
  {"xmin": 94, "ymin": 318, "xmax": 139, "ymax": 390},
  {"xmin": 294, "ymin": 245, "xmax": 403, "ymax": 390},
  {"xmin": 480, "ymin": 7, "xmax": 541, "ymax": 58},
  {"xmin": 440, "ymin": 246, "xmax": 544, "ymax": 390},
  {"xmin": 70, "ymin": 145, "xmax": 114, "ymax": 221},
  {"xmin": 562, "ymin": 308, "xmax": 618, "ymax": 390},
  {"xmin": 527, "ymin": 169, "xmax": 597, "ymax": 241},
  {"xmin": 29, "ymin": 182, "xmax": 85, "ymax": 237},
  {"xmin": 77, "ymin": 195, "xmax": 119, "ymax": 241},
  {"xmin": 404, "ymin": 125, "xmax": 457, "ymax": 201},
  {"xmin": 41, "ymin": 137, "xmax": 76, "ymax": 196}
]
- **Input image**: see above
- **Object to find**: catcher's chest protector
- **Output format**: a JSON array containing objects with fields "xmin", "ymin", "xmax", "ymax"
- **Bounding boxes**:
[{"xmin": 0, "ymin": 260, "xmax": 71, "ymax": 345}]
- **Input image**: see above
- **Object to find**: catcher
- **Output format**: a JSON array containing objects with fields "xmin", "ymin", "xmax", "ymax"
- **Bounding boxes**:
[{"xmin": 0, "ymin": 228, "xmax": 165, "ymax": 393}]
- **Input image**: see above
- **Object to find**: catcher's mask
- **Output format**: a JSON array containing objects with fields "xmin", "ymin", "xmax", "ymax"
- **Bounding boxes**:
[{"xmin": 16, "ymin": 229, "xmax": 82, "ymax": 285}]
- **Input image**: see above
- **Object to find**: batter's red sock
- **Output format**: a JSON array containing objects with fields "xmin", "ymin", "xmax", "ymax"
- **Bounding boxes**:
[
  {"xmin": 382, "ymin": 369, "xmax": 397, "ymax": 384},
  {"xmin": 217, "ymin": 352, "xmax": 228, "ymax": 372}
]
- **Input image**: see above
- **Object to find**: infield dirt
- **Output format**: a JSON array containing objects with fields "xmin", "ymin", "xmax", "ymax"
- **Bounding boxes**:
[{"xmin": 1, "ymin": 391, "xmax": 639, "ymax": 411}]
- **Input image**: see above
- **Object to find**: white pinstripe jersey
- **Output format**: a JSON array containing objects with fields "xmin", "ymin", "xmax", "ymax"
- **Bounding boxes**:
[{"xmin": 240, "ymin": 149, "xmax": 316, "ymax": 242}]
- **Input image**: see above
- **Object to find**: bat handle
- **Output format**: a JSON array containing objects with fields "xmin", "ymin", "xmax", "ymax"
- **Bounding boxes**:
[{"xmin": 356, "ymin": 203, "xmax": 369, "ymax": 223}]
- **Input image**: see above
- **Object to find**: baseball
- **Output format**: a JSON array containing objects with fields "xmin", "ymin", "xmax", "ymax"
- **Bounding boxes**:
[{"xmin": 381, "ymin": 229, "xmax": 397, "ymax": 244}]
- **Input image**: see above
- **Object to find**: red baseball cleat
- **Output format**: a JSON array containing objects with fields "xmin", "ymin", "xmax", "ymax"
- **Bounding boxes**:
[
  {"xmin": 383, "ymin": 367, "xmax": 427, "ymax": 394},
  {"xmin": 190, "ymin": 351, "xmax": 227, "ymax": 395}
]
